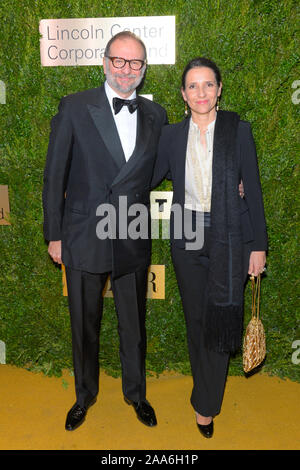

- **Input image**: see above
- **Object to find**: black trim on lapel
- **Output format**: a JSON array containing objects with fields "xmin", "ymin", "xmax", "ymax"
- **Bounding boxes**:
[
  {"xmin": 175, "ymin": 117, "xmax": 190, "ymax": 205},
  {"xmin": 212, "ymin": 110, "xmax": 234, "ymax": 162},
  {"xmin": 111, "ymin": 99, "xmax": 154, "ymax": 187},
  {"xmin": 87, "ymin": 88, "xmax": 126, "ymax": 171}
]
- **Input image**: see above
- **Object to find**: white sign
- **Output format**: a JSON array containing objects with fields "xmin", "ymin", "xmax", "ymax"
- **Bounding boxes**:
[
  {"xmin": 39, "ymin": 16, "xmax": 175, "ymax": 66},
  {"xmin": 150, "ymin": 191, "xmax": 173, "ymax": 220},
  {"xmin": 140, "ymin": 94, "xmax": 153, "ymax": 101}
]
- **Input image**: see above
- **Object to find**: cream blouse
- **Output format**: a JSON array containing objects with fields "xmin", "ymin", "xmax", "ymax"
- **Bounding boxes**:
[{"xmin": 184, "ymin": 118, "xmax": 215, "ymax": 212}]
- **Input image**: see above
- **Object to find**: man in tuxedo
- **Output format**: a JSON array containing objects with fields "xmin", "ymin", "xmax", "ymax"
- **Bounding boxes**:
[{"xmin": 43, "ymin": 32, "xmax": 168, "ymax": 430}]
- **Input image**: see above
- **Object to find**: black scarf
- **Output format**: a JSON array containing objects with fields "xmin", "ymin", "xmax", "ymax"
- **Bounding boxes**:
[{"xmin": 204, "ymin": 110, "xmax": 244, "ymax": 354}]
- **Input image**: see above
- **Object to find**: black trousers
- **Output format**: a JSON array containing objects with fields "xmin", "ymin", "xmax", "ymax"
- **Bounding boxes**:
[
  {"xmin": 171, "ymin": 227, "xmax": 230, "ymax": 417},
  {"xmin": 65, "ymin": 266, "xmax": 148, "ymax": 408}
]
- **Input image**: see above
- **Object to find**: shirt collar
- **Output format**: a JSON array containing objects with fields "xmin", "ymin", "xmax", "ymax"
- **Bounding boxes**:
[
  {"xmin": 190, "ymin": 117, "xmax": 216, "ymax": 133},
  {"xmin": 104, "ymin": 81, "xmax": 137, "ymax": 109}
]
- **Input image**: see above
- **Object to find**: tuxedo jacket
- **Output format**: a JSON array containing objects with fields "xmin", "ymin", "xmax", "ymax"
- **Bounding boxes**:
[
  {"xmin": 152, "ymin": 113, "xmax": 268, "ymax": 256},
  {"xmin": 43, "ymin": 85, "xmax": 168, "ymax": 277}
]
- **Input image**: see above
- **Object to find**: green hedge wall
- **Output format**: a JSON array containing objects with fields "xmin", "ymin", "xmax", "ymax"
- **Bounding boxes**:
[{"xmin": 0, "ymin": 0, "xmax": 299, "ymax": 381}]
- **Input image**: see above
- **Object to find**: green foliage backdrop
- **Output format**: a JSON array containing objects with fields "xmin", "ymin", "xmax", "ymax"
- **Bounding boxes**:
[{"xmin": 0, "ymin": 0, "xmax": 299, "ymax": 381}]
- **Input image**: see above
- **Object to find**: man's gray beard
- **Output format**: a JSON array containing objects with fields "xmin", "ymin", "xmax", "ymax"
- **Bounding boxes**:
[{"xmin": 105, "ymin": 61, "xmax": 145, "ymax": 95}]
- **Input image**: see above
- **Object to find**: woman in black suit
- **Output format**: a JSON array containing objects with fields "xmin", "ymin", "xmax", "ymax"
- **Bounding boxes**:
[{"xmin": 152, "ymin": 58, "xmax": 267, "ymax": 438}]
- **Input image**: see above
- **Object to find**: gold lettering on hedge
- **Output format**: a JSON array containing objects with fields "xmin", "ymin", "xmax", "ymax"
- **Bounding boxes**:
[
  {"xmin": 0, "ymin": 185, "xmax": 10, "ymax": 225},
  {"xmin": 147, "ymin": 265, "xmax": 165, "ymax": 299},
  {"xmin": 62, "ymin": 264, "xmax": 165, "ymax": 299}
]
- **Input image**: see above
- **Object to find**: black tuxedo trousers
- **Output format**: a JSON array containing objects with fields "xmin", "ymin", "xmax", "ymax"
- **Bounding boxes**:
[{"xmin": 66, "ymin": 266, "xmax": 148, "ymax": 407}]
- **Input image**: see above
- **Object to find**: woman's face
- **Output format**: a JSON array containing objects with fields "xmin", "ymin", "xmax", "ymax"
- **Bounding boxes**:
[{"xmin": 181, "ymin": 66, "xmax": 222, "ymax": 119}]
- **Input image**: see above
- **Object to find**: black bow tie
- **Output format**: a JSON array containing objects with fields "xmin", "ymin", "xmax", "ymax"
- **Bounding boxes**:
[{"xmin": 113, "ymin": 97, "xmax": 139, "ymax": 115}]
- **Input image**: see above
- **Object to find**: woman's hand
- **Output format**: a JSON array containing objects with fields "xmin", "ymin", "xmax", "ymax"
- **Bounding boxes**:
[{"xmin": 248, "ymin": 251, "xmax": 266, "ymax": 277}]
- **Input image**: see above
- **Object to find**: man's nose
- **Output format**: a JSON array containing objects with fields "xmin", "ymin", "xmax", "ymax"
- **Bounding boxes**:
[{"xmin": 122, "ymin": 61, "xmax": 132, "ymax": 74}]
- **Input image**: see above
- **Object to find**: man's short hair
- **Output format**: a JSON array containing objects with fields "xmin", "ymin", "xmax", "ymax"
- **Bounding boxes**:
[{"xmin": 104, "ymin": 31, "xmax": 147, "ymax": 61}]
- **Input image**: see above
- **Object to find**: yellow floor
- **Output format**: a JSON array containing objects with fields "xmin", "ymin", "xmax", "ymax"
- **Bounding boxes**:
[{"xmin": 0, "ymin": 365, "xmax": 299, "ymax": 451}]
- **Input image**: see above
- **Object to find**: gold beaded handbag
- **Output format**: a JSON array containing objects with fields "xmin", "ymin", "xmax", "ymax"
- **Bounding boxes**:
[{"xmin": 243, "ymin": 274, "xmax": 266, "ymax": 373}]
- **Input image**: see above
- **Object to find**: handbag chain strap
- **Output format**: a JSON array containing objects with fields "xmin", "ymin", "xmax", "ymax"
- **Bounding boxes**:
[{"xmin": 250, "ymin": 273, "xmax": 261, "ymax": 320}]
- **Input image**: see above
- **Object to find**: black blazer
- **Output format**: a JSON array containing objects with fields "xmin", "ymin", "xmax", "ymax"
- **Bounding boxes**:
[
  {"xmin": 43, "ymin": 85, "xmax": 168, "ymax": 277},
  {"xmin": 152, "ymin": 114, "xmax": 268, "ymax": 255}
]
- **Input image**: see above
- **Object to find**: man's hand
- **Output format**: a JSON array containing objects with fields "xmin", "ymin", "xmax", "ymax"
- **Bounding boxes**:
[
  {"xmin": 248, "ymin": 251, "xmax": 266, "ymax": 277},
  {"xmin": 239, "ymin": 180, "xmax": 244, "ymax": 198},
  {"xmin": 48, "ymin": 240, "xmax": 62, "ymax": 264}
]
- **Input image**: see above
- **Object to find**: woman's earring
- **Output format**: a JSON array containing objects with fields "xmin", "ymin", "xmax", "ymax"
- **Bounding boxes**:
[
  {"xmin": 216, "ymin": 97, "xmax": 220, "ymax": 111},
  {"xmin": 184, "ymin": 101, "xmax": 188, "ymax": 116}
]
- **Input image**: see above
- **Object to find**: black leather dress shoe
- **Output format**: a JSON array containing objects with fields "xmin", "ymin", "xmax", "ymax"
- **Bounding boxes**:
[
  {"xmin": 65, "ymin": 398, "xmax": 96, "ymax": 431},
  {"xmin": 124, "ymin": 397, "xmax": 157, "ymax": 427},
  {"xmin": 197, "ymin": 419, "xmax": 214, "ymax": 438}
]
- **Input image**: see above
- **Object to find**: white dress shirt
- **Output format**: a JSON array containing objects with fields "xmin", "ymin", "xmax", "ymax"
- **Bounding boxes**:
[
  {"xmin": 185, "ymin": 118, "xmax": 215, "ymax": 212},
  {"xmin": 104, "ymin": 81, "xmax": 137, "ymax": 161}
]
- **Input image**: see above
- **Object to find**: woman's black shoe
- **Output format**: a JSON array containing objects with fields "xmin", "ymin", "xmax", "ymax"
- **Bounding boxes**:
[{"xmin": 197, "ymin": 419, "xmax": 214, "ymax": 438}]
